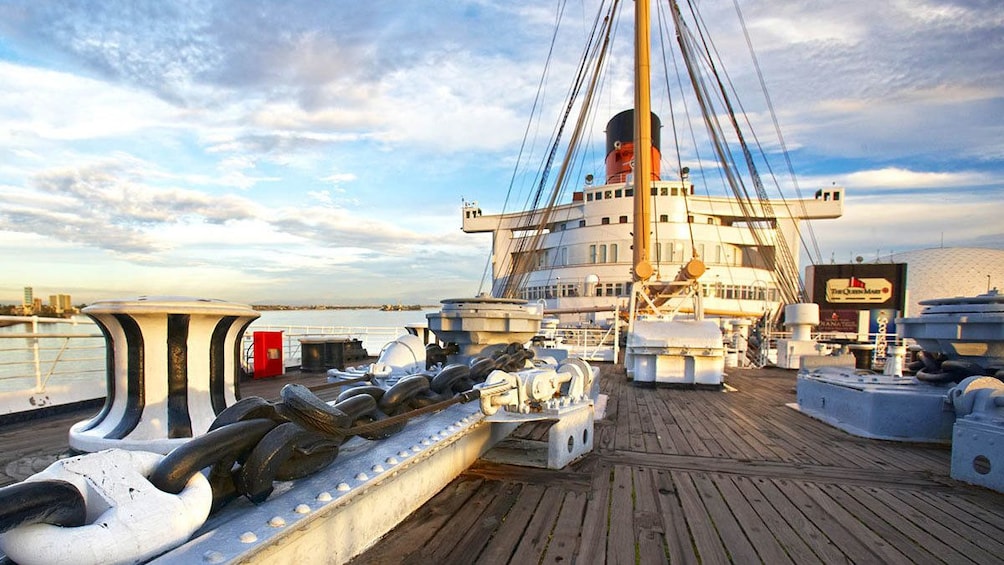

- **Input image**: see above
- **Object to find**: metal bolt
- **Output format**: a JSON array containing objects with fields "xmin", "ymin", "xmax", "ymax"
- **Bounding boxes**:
[
  {"xmin": 386, "ymin": 456, "xmax": 399, "ymax": 465},
  {"xmin": 239, "ymin": 532, "xmax": 258, "ymax": 544},
  {"xmin": 294, "ymin": 504, "xmax": 310, "ymax": 514},
  {"xmin": 203, "ymin": 550, "xmax": 226, "ymax": 563},
  {"xmin": 355, "ymin": 472, "xmax": 369, "ymax": 481},
  {"xmin": 317, "ymin": 492, "xmax": 333, "ymax": 502},
  {"xmin": 371, "ymin": 464, "xmax": 385, "ymax": 473},
  {"xmin": 336, "ymin": 483, "xmax": 351, "ymax": 492},
  {"xmin": 269, "ymin": 516, "xmax": 286, "ymax": 528}
]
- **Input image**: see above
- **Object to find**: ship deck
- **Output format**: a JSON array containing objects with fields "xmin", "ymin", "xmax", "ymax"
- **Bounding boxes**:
[
  {"xmin": 355, "ymin": 364, "xmax": 1004, "ymax": 564},
  {"xmin": 2, "ymin": 365, "xmax": 1004, "ymax": 564}
]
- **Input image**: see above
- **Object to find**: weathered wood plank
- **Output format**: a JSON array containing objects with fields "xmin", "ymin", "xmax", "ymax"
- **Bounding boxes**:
[
  {"xmin": 671, "ymin": 471, "xmax": 730, "ymax": 565},
  {"xmin": 352, "ymin": 477, "xmax": 483, "ymax": 564},
  {"xmin": 865, "ymin": 485, "xmax": 1003, "ymax": 563},
  {"xmin": 575, "ymin": 460, "xmax": 612, "ymax": 565},
  {"xmin": 509, "ymin": 487, "xmax": 564, "ymax": 564},
  {"xmin": 653, "ymin": 469, "xmax": 700, "ymax": 565},
  {"xmin": 546, "ymin": 490, "xmax": 587, "ymax": 564},
  {"xmin": 475, "ymin": 483, "xmax": 545, "ymax": 564},
  {"xmin": 796, "ymin": 480, "xmax": 914, "ymax": 563},
  {"xmin": 633, "ymin": 466, "xmax": 667, "ymax": 565},
  {"xmin": 441, "ymin": 481, "xmax": 523, "ymax": 564},
  {"xmin": 689, "ymin": 471, "xmax": 759, "ymax": 562},
  {"xmin": 750, "ymin": 477, "xmax": 849, "ymax": 563},
  {"xmin": 712, "ymin": 473, "xmax": 794, "ymax": 564},
  {"xmin": 824, "ymin": 483, "xmax": 957, "ymax": 564},
  {"xmin": 606, "ymin": 464, "xmax": 636, "ymax": 565},
  {"xmin": 401, "ymin": 480, "xmax": 505, "ymax": 564},
  {"xmin": 730, "ymin": 475, "xmax": 822, "ymax": 564}
]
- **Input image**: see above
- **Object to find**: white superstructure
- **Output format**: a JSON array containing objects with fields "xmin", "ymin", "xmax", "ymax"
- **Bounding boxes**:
[{"xmin": 464, "ymin": 170, "xmax": 844, "ymax": 323}]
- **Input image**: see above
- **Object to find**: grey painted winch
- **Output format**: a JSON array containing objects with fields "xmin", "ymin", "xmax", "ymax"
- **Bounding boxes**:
[{"xmin": 69, "ymin": 296, "xmax": 260, "ymax": 454}]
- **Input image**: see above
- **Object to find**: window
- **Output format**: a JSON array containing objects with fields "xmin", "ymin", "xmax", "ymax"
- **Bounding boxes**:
[
  {"xmin": 651, "ymin": 187, "xmax": 658, "ymax": 196},
  {"xmin": 587, "ymin": 193, "xmax": 593, "ymax": 201},
  {"xmin": 660, "ymin": 187, "xmax": 668, "ymax": 196},
  {"xmin": 604, "ymin": 190, "xmax": 612, "ymax": 199},
  {"xmin": 578, "ymin": 219, "xmax": 586, "ymax": 228},
  {"xmin": 625, "ymin": 188, "xmax": 634, "ymax": 197},
  {"xmin": 609, "ymin": 244, "xmax": 618, "ymax": 262},
  {"xmin": 595, "ymin": 192, "xmax": 602, "ymax": 200},
  {"xmin": 599, "ymin": 245, "xmax": 607, "ymax": 263},
  {"xmin": 619, "ymin": 215, "xmax": 628, "ymax": 224},
  {"xmin": 687, "ymin": 215, "xmax": 694, "ymax": 223},
  {"xmin": 659, "ymin": 214, "xmax": 668, "ymax": 222},
  {"xmin": 601, "ymin": 217, "xmax": 610, "ymax": 225},
  {"xmin": 833, "ymin": 192, "xmax": 841, "ymax": 201},
  {"xmin": 707, "ymin": 217, "xmax": 715, "ymax": 225},
  {"xmin": 589, "ymin": 245, "xmax": 597, "ymax": 263},
  {"xmin": 671, "ymin": 187, "xmax": 679, "ymax": 196},
  {"xmin": 615, "ymin": 189, "xmax": 622, "ymax": 198},
  {"xmin": 560, "ymin": 223, "xmax": 567, "ymax": 231}
]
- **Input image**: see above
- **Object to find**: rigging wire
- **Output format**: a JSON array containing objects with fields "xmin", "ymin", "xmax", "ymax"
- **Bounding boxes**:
[
  {"xmin": 675, "ymin": 0, "xmax": 805, "ymax": 304},
  {"xmin": 731, "ymin": 0, "xmax": 823, "ymax": 264},
  {"xmin": 500, "ymin": 0, "xmax": 620, "ymax": 298},
  {"xmin": 477, "ymin": 0, "xmax": 570, "ymax": 296}
]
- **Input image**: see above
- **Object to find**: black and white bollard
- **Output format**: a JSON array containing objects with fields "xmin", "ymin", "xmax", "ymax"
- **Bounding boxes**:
[{"xmin": 69, "ymin": 296, "xmax": 260, "ymax": 454}]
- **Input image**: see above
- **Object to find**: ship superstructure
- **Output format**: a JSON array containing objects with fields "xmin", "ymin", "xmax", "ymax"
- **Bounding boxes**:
[{"xmin": 463, "ymin": 111, "xmax": 844, "ymax": 324}]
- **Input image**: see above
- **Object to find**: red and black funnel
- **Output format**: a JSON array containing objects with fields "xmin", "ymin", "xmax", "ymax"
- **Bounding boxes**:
[{"xmin": 604, "ymin": 109, "xmax": 661, "ymax": 184}]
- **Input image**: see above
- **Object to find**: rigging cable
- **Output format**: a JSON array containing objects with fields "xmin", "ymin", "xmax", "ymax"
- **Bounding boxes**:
[
  {"xmin": 501, "ymin": 0, "xmax": 619, "ymax": 298},
  {"xmin": 731, "ymin": 0, "xmax": 823, "ymax": 264},
  {"xmin": 478, "ymin": 0, "xmax": 569, "ymax": 296},
  {"xmin": 677, "ymin": 0, "xmax": 805, "ymax": 303}
]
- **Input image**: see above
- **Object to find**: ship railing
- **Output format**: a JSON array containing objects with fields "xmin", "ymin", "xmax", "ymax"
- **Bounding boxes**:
[
  {"xmin": 0, "ymin": 316, "xmax": 105, "ymax": 398},
  {"xmin": 552, "ymin": 325, "xmax": 619, "ymax": 362},
  {"xmin": 243, "ymin": 324, "xmax": 408, "ymax": 369}
]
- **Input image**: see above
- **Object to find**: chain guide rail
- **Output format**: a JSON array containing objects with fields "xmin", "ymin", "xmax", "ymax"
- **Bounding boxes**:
[{"xmin": 0, "ymin": 345, "xmax": 594, "ymax": 565}]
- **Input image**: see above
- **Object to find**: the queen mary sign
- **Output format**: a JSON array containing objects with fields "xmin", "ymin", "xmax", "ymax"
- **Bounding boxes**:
[
  {"xmin": 825, "ymin": 276, "xmax": 894, "ymax": 303},
  {"xmin": 807, "ymin": 263, "xmax": 907, "ymax": 312}
]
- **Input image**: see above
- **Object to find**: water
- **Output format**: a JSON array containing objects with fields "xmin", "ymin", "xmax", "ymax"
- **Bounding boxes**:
[{"xmin": 0, "ymin": 309, "xmax": 437, "ymax": 395}]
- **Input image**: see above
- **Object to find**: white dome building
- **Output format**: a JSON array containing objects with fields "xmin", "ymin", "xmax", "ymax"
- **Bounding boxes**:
[{"xmin": 889, "ymin": 247, "xmax": 1004, "ymax": 317}]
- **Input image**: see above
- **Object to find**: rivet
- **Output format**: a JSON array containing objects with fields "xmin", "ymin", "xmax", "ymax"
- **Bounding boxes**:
[
  {"xmin": 386, "ymin": 456, "xmax": 399, "ymax": 465},
  {"xmin": 372, "ymin": 464, "xmax": 385, "ymax": 473},
  {"xmin": 356, "ymin": 472, "xmax": 369, "ymax": 481},
  {"xmin": 203, "ymin": 550, "xmax": 226, "ymax": 563},
  {"xmin": 239, "ymin": 532, "xmax": 258, "ymax": 543},
  {"xmin": 294, "ymin": 504, "xmax": 310, "ymax": 514},
  {"xmin": 269, "ymin": 516, "xmax": 286, "ymax": 527},
  {"xmin": 336, "ymin": 483, "xmax": 351, "ymax": 492},
  {"xmin": 317, "ymin": 492, "xmax": 332, "ymax": 502},
  {"xmin": 421, "ymin": 439, "xmax": 432, "ymax": 446},
  {"xmin": 398, "ymin": 450, "xmax": 411, "ymax": 458},
  {"xmin": 412, "ymin": 445, "xmax": 422, "ymax": 452}
]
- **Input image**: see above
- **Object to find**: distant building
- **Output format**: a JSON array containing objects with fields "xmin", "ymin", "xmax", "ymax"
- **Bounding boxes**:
[
  {"xmin": 49, "ymin": 294, "xmax": 73, "ymax": 314},
  {"xmin": 23, "ymin": 287, "xmax": 32, "ymax": 307}
]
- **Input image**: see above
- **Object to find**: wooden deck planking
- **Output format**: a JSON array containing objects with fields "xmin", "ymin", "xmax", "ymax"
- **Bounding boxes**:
[
  {"xmin": 352, "ymin": 364, "xmax": 1004, "ymax": 564},
  {"xmin": 6, "ymin": 363, "xmax": 1004, "ymax": 564}
]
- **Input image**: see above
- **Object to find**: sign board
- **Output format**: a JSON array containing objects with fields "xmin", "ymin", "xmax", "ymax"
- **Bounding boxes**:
[
  {"xmin": 825, "ymin": 277, "xmax": 893, "ymax": 303},
  {"xmin": 807, "ymin": 263, "xmax": 907, "ymax": 312},
  {"xmin": 817, "ymin": 310, "xmax": 860, "ymax": 333}
]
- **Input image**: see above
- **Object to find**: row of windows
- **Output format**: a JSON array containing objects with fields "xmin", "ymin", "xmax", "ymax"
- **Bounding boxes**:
[
  {"xmin": 585, "ymin": 185, "xmax": 695, "ymax": 202},
  {"xmin": 526, "ymin": 241, "xmax": 742, "ymax": 269},
  {"xmin": 518, "ymin": 281, "xmax": 778, "ymax": 302},
  {"xmin": 561, "ymin": 214, "xmax": 715, "ymax": 230}
]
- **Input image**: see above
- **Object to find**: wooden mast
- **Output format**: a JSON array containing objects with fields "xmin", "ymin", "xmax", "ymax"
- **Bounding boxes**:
[{"xmin": 632, "ymin": 0, "xmax": 654, "ymax": 282}]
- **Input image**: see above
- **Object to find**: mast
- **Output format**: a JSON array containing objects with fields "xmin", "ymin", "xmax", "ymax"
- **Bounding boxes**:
[{"xmin": 632, "ymin": 0, "xmax": 654, "ymax": 282}]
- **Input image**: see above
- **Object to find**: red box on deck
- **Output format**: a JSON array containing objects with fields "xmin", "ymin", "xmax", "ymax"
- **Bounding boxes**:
[{"xmin": 252, "ymin": 331, "xmax": 284, "ymax": 379}]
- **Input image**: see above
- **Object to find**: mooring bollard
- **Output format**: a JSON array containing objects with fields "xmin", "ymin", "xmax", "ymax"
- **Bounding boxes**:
[{"xmin": 69, "ymin": 296, "xmax": 260, "ymax": 454}]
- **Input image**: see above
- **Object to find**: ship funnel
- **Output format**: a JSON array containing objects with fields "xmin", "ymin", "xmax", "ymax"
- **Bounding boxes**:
[{"xmin": 605, "ymin": 109, "xmax": 661, "ymax": 184}]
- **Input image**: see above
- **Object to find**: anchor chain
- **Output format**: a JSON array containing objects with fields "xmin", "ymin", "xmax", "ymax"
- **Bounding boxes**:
[{"xmin": 0, "ymin": 344, "xmax": 534, "ymax": 543}]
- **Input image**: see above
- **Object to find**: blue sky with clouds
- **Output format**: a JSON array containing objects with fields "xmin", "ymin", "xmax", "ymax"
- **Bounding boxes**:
[{"xmin": 0, "ymin": 0, "xmax": 1001, "ymax": 305}]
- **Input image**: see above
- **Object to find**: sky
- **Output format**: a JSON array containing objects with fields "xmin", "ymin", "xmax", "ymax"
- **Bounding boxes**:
[{"xmin": 0, "ymin": 0, "xmax": 1001, "ymax": 306}]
